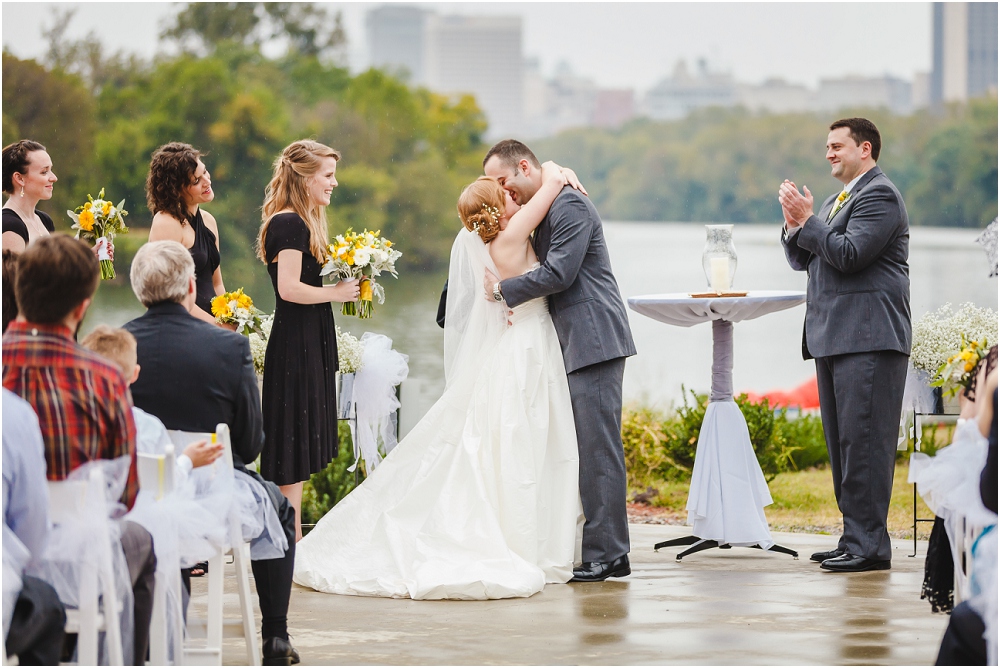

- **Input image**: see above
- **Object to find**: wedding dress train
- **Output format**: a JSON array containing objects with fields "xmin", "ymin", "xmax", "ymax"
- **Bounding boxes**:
[{"xmin": 293, "ymin": 281, "xmax": 582, "ymax": 599}]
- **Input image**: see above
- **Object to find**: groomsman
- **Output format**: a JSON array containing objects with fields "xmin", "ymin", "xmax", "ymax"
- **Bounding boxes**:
[{"xmin": 779, "ymin": 118, "xmax": 911, "ymax": 573}]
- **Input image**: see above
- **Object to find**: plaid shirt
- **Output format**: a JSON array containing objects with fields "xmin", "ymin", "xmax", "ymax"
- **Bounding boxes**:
[{"xmin": 3, "ymin": 321, "xmax": 138, "ymax": 508}]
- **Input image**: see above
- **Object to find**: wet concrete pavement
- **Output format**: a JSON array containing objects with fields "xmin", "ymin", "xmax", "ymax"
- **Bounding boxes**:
[{"xmin": 202, "ymin": 524, "xmax": 948, "ymax": 665}]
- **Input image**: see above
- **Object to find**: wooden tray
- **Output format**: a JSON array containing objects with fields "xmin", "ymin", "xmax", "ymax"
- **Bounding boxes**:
[{"xmin": 688, "ymin": 290, "xmax": 749, "ymax": 298}]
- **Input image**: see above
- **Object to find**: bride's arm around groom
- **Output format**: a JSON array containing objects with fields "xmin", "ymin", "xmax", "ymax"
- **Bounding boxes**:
[{"xmin": 483, "ymin": 139, "xmax": 636, "ymax": 581}]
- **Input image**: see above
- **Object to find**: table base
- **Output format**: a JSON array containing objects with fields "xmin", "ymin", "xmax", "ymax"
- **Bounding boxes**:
[{"xmin": 653, "ymin": 535, "xmax": 799, "ymax": 561}]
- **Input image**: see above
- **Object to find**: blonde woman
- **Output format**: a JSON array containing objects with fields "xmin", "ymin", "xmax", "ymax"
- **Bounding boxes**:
[
  {"xmin": 256, "ymin": 140, "xmax": 360, "ymax": 542},
  {"xmin": 293, "ymin": 162, "xmax": 591, "ymax": 600}
]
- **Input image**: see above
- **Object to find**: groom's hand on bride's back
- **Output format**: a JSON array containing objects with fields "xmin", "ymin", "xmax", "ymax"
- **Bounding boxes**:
[{"xmin": 484, "ymin": 268, "xmax": 499, "ymax": 300}]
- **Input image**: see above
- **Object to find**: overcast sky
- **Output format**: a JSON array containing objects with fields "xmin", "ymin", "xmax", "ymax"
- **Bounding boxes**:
[{"xmin": 2, "ymin": 2, "xmax": 932, "ymax": 92}]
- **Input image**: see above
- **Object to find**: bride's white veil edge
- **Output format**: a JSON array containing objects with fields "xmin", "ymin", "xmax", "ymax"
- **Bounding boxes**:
[{"xmin": 443, "ymin": 228, "xmax": 506, "ymax": 388}]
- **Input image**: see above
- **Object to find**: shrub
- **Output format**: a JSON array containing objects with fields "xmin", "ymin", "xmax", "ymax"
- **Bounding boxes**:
[
  {"xmin": 622, "ymin": 390, "xmax": 828, "ymax": 492},
  {"xmin": 301, "ymin": 421, "xmax": 361, "ymax": 525}
]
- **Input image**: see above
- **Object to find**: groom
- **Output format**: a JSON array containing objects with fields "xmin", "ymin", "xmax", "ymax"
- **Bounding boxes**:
[{"xmin": 483, "ymin": 139, "xmax": 637, "ymax": 582}]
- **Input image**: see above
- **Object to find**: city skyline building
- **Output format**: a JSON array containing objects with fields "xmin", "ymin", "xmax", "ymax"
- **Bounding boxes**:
[
  {"xmin": 931, "ymin": 1, "xmax": 999, "ymax": 105},
  {"xmin": 366, "ymin": 5, "xmax": 429, "ymax": 85}
]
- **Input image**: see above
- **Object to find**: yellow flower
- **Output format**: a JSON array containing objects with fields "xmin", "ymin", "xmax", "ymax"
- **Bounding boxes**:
[
  {"xmin": 102, "ymin": 201, "xmax": 112, "ymax": 216},
  {"xmin": 346, "ymin": 251, "xmax": 355, "ymax": 266},
  {"xmin": 211, "ymin": 294, "xmax": 231, "ymax": 318},
  {"xmin": 236, "ymin": 293, "xmax": 253, "ymax": 309},
  {"xmin": 78, "ymin": 209, "xmax": 95, "ymax": 232},
  {"xmin": 970, "ymin": 340, "xmax": 979, "ymax": 349},
  {"xmin": 384, "ymin": 240, "xmax": 392, "ymax": 248},
  {"xmin": 83, "ymin": 202, "xmax": 93, "ymax": 211},
  {"xmin": 965, "ymin": 361, "xmax": 975, "ymax": 373}
]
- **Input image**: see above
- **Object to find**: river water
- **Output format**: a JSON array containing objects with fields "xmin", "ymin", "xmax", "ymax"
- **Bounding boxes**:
[{"xmin": 83, "ymin": 223, "xmax": 998, "ymax": 436}]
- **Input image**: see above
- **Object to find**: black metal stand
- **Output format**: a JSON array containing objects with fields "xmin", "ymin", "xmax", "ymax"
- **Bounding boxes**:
[
  {"xmin": 654, "ymin": 535, "xmax": 799, "ymax": 561},
  {"xmin": 907, "ymin": 409, "xmax": 959, "ymax": 557}
]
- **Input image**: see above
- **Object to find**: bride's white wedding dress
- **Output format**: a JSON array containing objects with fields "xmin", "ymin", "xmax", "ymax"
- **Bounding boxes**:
[{"xmin": 293, "ymin": 230, "xmax": 582, "ymax": 600}]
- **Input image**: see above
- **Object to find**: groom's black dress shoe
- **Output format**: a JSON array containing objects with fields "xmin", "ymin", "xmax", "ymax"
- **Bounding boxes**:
[
  {"xmin": 820, "ymin": 554, "xmax": 891, "ymax": 573},
  {"xmin": 570, "ymin": 556, "xmax": 631, "ymax": 582},
  {"xmin": 810, "ymin": 548, "xmax": 845, "ymax": 563},
  {"xmin": 263, "ymin": 637, "xmax": 300, "ymax": 666}
]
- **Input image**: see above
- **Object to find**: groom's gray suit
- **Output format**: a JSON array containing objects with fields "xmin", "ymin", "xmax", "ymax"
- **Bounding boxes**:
[
  {"xmin": 782, "ymin": 165, "xmax": 910, "ymax": 562},
  {"xmin": 501, "ymin": 186, "xmax": 636, "ymax": 563}
]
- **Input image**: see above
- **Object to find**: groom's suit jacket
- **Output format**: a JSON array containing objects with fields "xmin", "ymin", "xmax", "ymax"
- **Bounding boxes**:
[
  {"xmin": 501, "ymin": 186, "xmax": 636, "ymax": 373},
  {"xmin": 781, "ymin": 166, "xmax": 911, "ymax": 360}
]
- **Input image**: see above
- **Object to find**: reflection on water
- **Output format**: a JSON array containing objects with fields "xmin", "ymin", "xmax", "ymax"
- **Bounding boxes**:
[
  {"xmin": 574, "ymin": 580, "xmax": 630, "ymax": 645},
  {"xmin": 82, "ymin": 223, "xmax": 998, "ymax": 437},
  {"xmin": 839, "ymin": 573, "xmax": 892, "ymax": 663}
]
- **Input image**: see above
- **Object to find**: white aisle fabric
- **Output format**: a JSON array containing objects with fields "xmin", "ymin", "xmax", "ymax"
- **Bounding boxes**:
[
  {"xmin": 627, "ymin": 290, "xmax": 805, "ymax": 548},
  {"xmin": 294, "ymin": 298, "xmax": 583, "ymax": 600}
]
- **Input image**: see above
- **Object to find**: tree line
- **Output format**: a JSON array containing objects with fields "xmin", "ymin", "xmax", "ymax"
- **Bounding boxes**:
[
  {"xmin": 534, "ymin": 98, "xmax": 997, "ymax": 228},
  {"xmin": 4, "ymin": 4, "xmax": 995, "ymax": 293}
]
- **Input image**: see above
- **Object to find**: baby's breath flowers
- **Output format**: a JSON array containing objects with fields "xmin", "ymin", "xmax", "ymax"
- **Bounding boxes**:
[
  {"xmin": 912, "ymin": 302, "xmax": 997, "ymax": 396},
  {"xmin": 67, "ymin": 188, "xmax": 128, "ymax": 279},
  {"xmin": 336, "ymin": 326, "xmax": 364, "ymax": 373},
  {"xmin": 321, "ymin": 228, "xmax": 402, "ymax": 319}
]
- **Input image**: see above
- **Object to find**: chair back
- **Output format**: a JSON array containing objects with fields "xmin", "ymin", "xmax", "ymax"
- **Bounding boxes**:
[
  {"xmin": 137, "ymin": 445, "xmax": 176, "ymax": 501},
  {"xmin": 47, "ymin": 467, "xmax": 105, "ymax": 526},
  {"xmin": 167, "ymin": 424, "xmax": 233, "ymax": 470}
]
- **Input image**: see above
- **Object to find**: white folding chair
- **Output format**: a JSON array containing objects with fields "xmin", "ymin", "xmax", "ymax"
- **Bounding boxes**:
[
  {"xmin": 47, "ymin": 468, "xmax": 125, "ymax": 666},
  {"xmin": 168, "ymin": 425, "xmax": 260, "ymax": 667},
  {"xmin": 136, "ymin": 446, "xmax": 186, "ymax": 665}
]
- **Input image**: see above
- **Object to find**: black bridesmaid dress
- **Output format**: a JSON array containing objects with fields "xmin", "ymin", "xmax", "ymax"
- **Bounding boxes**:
[
  {"xmin": 260, "ymin": 212, "xmax": 339, "ymax": 485},
  {"xmin": 186, "ymin": 208, "xmax": 221, "ymax": 315}
]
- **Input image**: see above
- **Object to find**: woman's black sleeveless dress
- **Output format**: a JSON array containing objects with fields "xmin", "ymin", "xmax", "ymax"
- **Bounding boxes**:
[
  {"xmin": 260, "ymin": 213, "xmax": 339, "ymax": 485},
  {"xmin": 2, "ymin": 208, "xmax": 55, "ymax": 242},
  {"xmin": 186, "ymin": 208, "xmax": 220, "ymax": 315}
]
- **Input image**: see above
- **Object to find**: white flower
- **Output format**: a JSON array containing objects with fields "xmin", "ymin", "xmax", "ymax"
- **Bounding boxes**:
[
  {"xmin": 911, "ymin": 302, "xmax": 997, "ymax": 374},
  {"xmin": 337, "ymin": 326, "xmax": 365, "ymax": 373},
  {"xmin": 353, "ymin": 248, "xmax": 371, "ymax": 267}
]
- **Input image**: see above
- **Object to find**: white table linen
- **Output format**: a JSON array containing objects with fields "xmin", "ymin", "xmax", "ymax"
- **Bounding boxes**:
[{"xmin": 627, "ymin": 290, "xmax": 805, "ymax": 548}]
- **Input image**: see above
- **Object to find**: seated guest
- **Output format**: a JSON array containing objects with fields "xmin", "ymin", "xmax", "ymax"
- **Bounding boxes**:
[
  {"xmin": 1, "ymin": 234, "xmax": 156, "ymax": 665},
  {"xmin": 935, "ymin": 366, "xmax": 998, "ymax": 666},
  {"xmin": 3, "ymin": 388, "xmax": 66, "ymax": 665},
  {"xmin": 123, "ymin": 240, "xmax": 299, "ymax": 665},
  {"xmin": 2, "ymin": 249, "xmax": 17, "ymax": 332},
  {"xmin": 80, "ymin": 325, "xmax": 224, "ymax": 479}
]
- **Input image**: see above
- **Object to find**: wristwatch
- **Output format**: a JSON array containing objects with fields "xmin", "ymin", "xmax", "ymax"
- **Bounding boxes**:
[{"xmin": 492, "ymin": 281, "xmax": 504, "ymax": 303}]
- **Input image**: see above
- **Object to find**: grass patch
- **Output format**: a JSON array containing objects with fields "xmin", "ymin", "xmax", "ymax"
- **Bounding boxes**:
[{"xmin": 643, "ymin": 460, "xmax": 933, "ymax": 540}]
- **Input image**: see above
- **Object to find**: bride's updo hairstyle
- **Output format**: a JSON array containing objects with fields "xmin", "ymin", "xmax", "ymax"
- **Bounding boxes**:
[
  {"xmin": 457, "ymin": 177, "xmax": 505, "ymax": 244},
  {"xmin": 256, "ymin": 139, "xmax": 340, "ymax": 264}
]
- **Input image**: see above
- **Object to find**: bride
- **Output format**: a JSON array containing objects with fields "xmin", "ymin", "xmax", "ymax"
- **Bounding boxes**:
[{"xmin": 293, "ymin": 162, "xmax": 586, "ymax": 600}]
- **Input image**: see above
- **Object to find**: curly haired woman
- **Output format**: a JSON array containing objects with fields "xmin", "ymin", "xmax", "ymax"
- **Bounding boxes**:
[{"xmin": 146, "ymin": 142, "xmax": 227, "ymax": 325}]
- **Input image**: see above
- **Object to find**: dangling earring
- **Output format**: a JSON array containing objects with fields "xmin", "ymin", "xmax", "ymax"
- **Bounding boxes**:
[{"xmin": 20, "ymin": 185, "xmax": 24, "ymax": 198}]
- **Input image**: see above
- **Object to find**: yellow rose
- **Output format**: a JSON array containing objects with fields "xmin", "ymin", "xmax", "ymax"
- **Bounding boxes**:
[
  {"xmin": 78, "ymin": 209, "xmax": 95, "ymax": 232},
  {"xmin": 236, "ymin": 293, "xmax": 252, "ymax": 309},
  {"xmin": 102, "ymin": 201, "xmax": 112, "ymax": 215},
  {"xmin": 965, "ymin": 361, "xmax": 975, "ymax": 373}
]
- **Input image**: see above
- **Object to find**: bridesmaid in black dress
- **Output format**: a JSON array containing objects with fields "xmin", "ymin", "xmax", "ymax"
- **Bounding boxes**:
[
  {"xmin": 256, "ymin": 139, "xmax": 360, "ymax": 541},
  {"xmin": 2, "ymin": 140, "xmax": 57, "ymax": 254},
  {"xmin": 146, "ymin": 142, "xmax": 227, "ymax": 325}
]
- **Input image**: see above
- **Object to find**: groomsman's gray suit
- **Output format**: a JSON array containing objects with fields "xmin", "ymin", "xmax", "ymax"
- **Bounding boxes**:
[
  {"xmin": 782, "ymin": 165, "xmax": 911, "ymax": 562},
  {"xmin": 501, "ymin": 186, "xmax": 637, "ymax": 563}
]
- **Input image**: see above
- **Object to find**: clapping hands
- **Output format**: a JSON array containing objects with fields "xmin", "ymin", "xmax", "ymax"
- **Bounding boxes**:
[{"xmin": 778, "ymin": 180, "xmax": 814, "ymax": 229}]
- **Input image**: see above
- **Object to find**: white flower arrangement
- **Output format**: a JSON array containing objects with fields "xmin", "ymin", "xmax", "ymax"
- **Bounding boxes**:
[
  {"xmin": 321, "ymin": 228, "xmax": 402, "ymax": 318},
  {"xmin": 248, "ymin": 315, "xmax": 273, "ymax": 377},
  {"xmin": 337, "ymin": 326, "xmax": 365, "ymax": 374},
  {"xmin": 911, "ymin": 302, "xmax": 997, "ymax": 375}
]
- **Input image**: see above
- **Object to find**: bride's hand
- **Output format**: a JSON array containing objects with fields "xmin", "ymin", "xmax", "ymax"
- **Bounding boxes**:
[
  {"xmin": 540, "ymin": 161, "xmax": 564, "ymax": 185},
  {"xmin": 559, "ymin": 167, "xmax": 588, "ymax": 196}
]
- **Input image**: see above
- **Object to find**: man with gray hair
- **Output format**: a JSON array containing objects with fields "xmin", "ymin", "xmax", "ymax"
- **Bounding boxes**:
[{"xmin": 123, "ymin": 240, "xmax": 300, "ymax": 665}]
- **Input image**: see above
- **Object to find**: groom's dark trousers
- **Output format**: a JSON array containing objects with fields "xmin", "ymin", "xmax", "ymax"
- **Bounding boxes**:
[
  {"xmin": 782, "ymin": 165, "xmax": 911, "ymax": 562},
  {"xmin": 500, "ymin": 186, "xmax": 636, "ymax": 564}
]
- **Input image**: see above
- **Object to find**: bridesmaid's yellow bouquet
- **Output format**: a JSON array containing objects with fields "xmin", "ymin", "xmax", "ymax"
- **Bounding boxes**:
[
  {"xmin": 321, "ymin": 228, "xmax": 401, "ymax": 319},
  {"xmin": 211, "ymin": 288, "xmax": 267, "ymax": 336},
  {"xmin": 67, "ymin": 188, "xmax": 128, "ymax": 279}
]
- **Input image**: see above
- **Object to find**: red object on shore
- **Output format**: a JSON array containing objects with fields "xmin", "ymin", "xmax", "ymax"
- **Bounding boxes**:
[{"xmin": 744, "ymin": 375, "xmax": 820, "ymax": 410}]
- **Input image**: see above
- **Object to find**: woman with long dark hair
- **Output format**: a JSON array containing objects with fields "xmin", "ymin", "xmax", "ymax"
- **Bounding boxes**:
[{"xmin": 256, "ymin": 139, "xmax": 360, "ymax": 541}]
